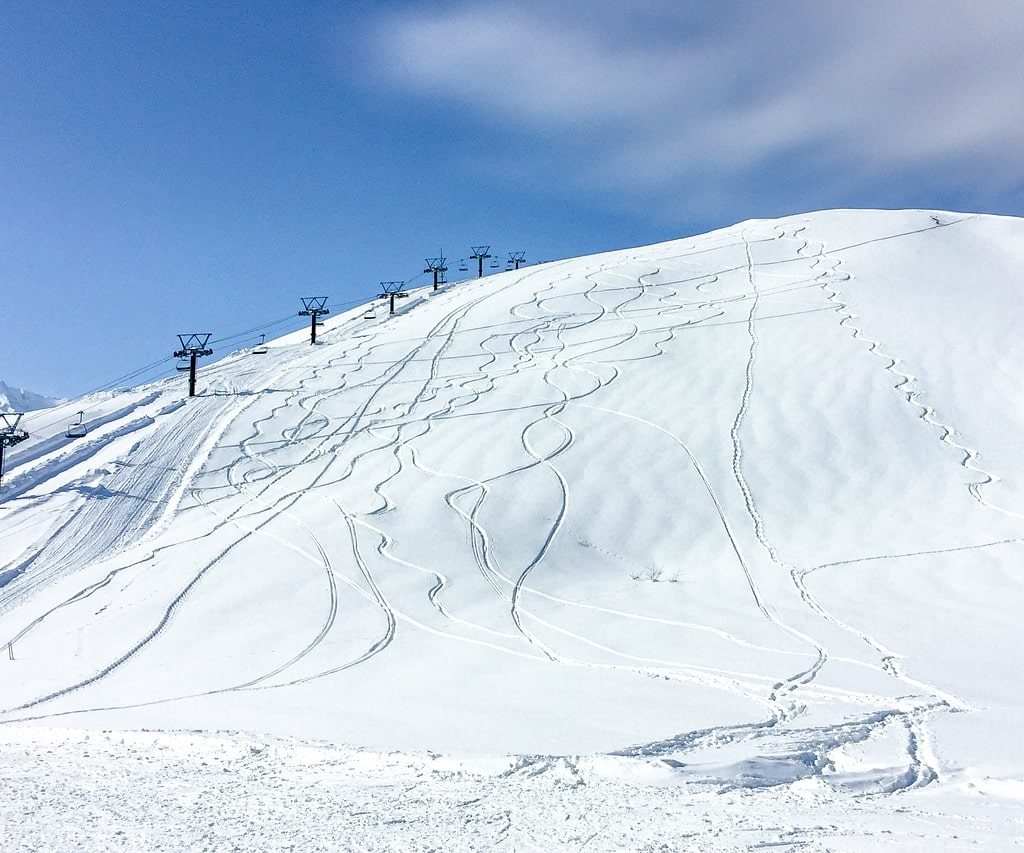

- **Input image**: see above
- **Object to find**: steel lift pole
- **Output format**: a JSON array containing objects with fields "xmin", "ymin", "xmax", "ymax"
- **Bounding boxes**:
[
  {"xmin": 173, "ymin": 334, "xmax": 214, "ymax": 398},
  {"xmin": 298, "ymin": 297, "xmax": 330, "ymax": 345}
]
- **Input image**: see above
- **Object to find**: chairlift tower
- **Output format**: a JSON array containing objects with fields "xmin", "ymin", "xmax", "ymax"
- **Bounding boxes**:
[
  {"xmin": 470, "ymin": 245, "xmax": 491, "ymax": 278},
  {"xmin": 298, "ymin": 297, "xmax": 330, "ymax": 345},
  {"xmin": 379, "ymin": 281, "xmax": 407, "ymax": 315},
  {"xmin": 0, "ymin": 413, "xmax": 30, "ymax": 493},
  {"xmin": 508, "ymin": 251, "xmax": 526, "ymax": 270},
  {"xmin": 424, "ymin": 256, "xmax": 448, "ymax": 291},
  {"xmin": 173, "ymin": 333, "xmax": 214, "ymax": 398}
]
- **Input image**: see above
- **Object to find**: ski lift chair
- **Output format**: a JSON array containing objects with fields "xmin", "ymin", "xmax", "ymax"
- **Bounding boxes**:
[
  {"xmin": 176, "ymin": 357, "xmax": 191, "ymax": 371},
  {"xmin": 66, "ymin": 411, "xmax": 87, "ymax": 439},
  {"xmin": 458, "ymin": 261, "xmax": 469, "ymax": 272},
  {"xmin": 252, "ymin": 334, "xmax": 269, "ymax": 355},
  {"xmin": 490, "ymin": 260, "xmax": 500, "ymax": 269}
]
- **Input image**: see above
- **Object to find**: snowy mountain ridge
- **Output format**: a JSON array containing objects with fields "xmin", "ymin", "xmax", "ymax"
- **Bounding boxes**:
[
  {"xmin": 0, "ymin": 380, "xmax": 59, "ymax": 414},
  {"xmin": 1, "ymin": 208, "xmax": 1023, "ymax": 849}
]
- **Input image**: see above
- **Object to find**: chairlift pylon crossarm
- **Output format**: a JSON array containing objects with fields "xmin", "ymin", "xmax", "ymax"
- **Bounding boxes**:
[
  {"xmin": 174, "ymin": 333, "xmax": 213, "ymax": 358},
  {"xmin": 0, "ymin": 412, "xmax": 25, "ymax": 435},
  {"xmin": 298, "ymin": 296, "xmax": 330, "ymax": 317}
]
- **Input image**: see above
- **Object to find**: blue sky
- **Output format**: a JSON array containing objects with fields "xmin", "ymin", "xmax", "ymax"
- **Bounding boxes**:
[{"xmin": 2, "ymin": 0, "xmax": 1021, "ymax": 396}]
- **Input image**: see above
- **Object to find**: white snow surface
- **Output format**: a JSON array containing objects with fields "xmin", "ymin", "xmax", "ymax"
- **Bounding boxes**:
[{"xmin": 2, "ymin": 209, "xmax": 1023, "ymax": 850}]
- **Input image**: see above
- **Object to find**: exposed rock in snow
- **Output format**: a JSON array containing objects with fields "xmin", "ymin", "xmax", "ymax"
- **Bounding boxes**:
[{"xmin": 0, "ymin": 380, "xmax": 59, "ymax": 414}]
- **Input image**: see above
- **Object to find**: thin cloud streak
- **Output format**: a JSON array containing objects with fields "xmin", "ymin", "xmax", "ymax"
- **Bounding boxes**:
[
  {"xmin": 374, "ymin": 5, "xmax": 726, "ymax": 126},
  {"xmin": 366, "ymin": 1, "xmax": 1024, "ymax": 218}
]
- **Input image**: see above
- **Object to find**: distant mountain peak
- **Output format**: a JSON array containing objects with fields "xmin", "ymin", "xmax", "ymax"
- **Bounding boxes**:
[{"xmin": 0, "ymin": 380, "xmax": 60, "ymax": 413}]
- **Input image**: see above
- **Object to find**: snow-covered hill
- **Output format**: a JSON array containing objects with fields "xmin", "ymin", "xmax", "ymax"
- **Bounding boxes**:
[
  {"xmin": 0, "ymin": 380, "xmax": 59, "ymax": 414},
  {"xmin": 1, "ymin": 209, "xmax": 1023, "ymax": 849}
]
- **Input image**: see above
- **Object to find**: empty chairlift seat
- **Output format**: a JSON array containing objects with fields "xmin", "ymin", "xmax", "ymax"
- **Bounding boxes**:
[
  {"xmin": 66, "ymin": 411, "xmax": 87, "ymax": 439},
  {"xmin": 252, "ymin": 334, "xmax": 269, "ymax": 355}
]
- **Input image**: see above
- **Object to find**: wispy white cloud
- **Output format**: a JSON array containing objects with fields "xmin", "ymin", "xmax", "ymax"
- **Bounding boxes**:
[
  {"xmin": 370, "ymin": 4, "xmax": 725, "ymax": 126},
  {"xmin": 365, "ymin": 1, "xmax": 1024, "ymax": 218}
]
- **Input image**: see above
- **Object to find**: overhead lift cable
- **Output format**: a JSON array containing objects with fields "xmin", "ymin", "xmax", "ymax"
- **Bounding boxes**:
[{"xmin": 13, "ymin": 255, "xmax": 513, "ymax": 446}]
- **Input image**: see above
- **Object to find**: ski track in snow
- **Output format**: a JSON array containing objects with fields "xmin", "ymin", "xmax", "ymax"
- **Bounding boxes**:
[
  {"xmin": 813, "ymin": 216, "xmax": 1024, "ymax": 522},
  {"xmin": 720, "ymin": 227, "xmax": 934, "ymax": 786},
  {"xmin": 2, "ymin": 212, "xmax": 1023, "ymax": 838},
  {"xmin": 1, "ymin": 266, "xmax": 573, "ymax": 711},
  {"xmin": 29, "ymin": 245, "xmax": 847, "ymax": 724},
  {"xmin": 0, "ymin": 332, "xmax": 384, "ymax": 707}
]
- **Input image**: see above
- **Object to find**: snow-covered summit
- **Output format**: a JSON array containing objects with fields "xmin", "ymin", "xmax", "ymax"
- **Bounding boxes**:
[
  {"xmin": 0, "ymin": 380, "xmax": 59, "ymax": 414},
  {"xmin": 1, "ymin": 209, "xmax": 1023, "ymax": 847}
]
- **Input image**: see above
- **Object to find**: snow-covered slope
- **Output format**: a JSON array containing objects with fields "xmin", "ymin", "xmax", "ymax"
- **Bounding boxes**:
[
  {"xmin": 1, "ymin": 210, "xmax": 1023, "ymax": 848},
  {"xmin": 0, "ymin": 380, "xmax": 59, "ymax": 413}
]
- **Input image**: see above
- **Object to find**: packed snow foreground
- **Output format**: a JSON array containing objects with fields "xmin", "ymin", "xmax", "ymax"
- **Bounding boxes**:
[{"xmin": 2, "ymin": 210, "xmax": 1023, "ymax": 850}]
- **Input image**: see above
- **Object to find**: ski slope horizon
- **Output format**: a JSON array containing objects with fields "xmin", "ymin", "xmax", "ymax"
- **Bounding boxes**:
[{"xmin": 2, "ymin": 208, "xmax": 1023, "ymax": 847}]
